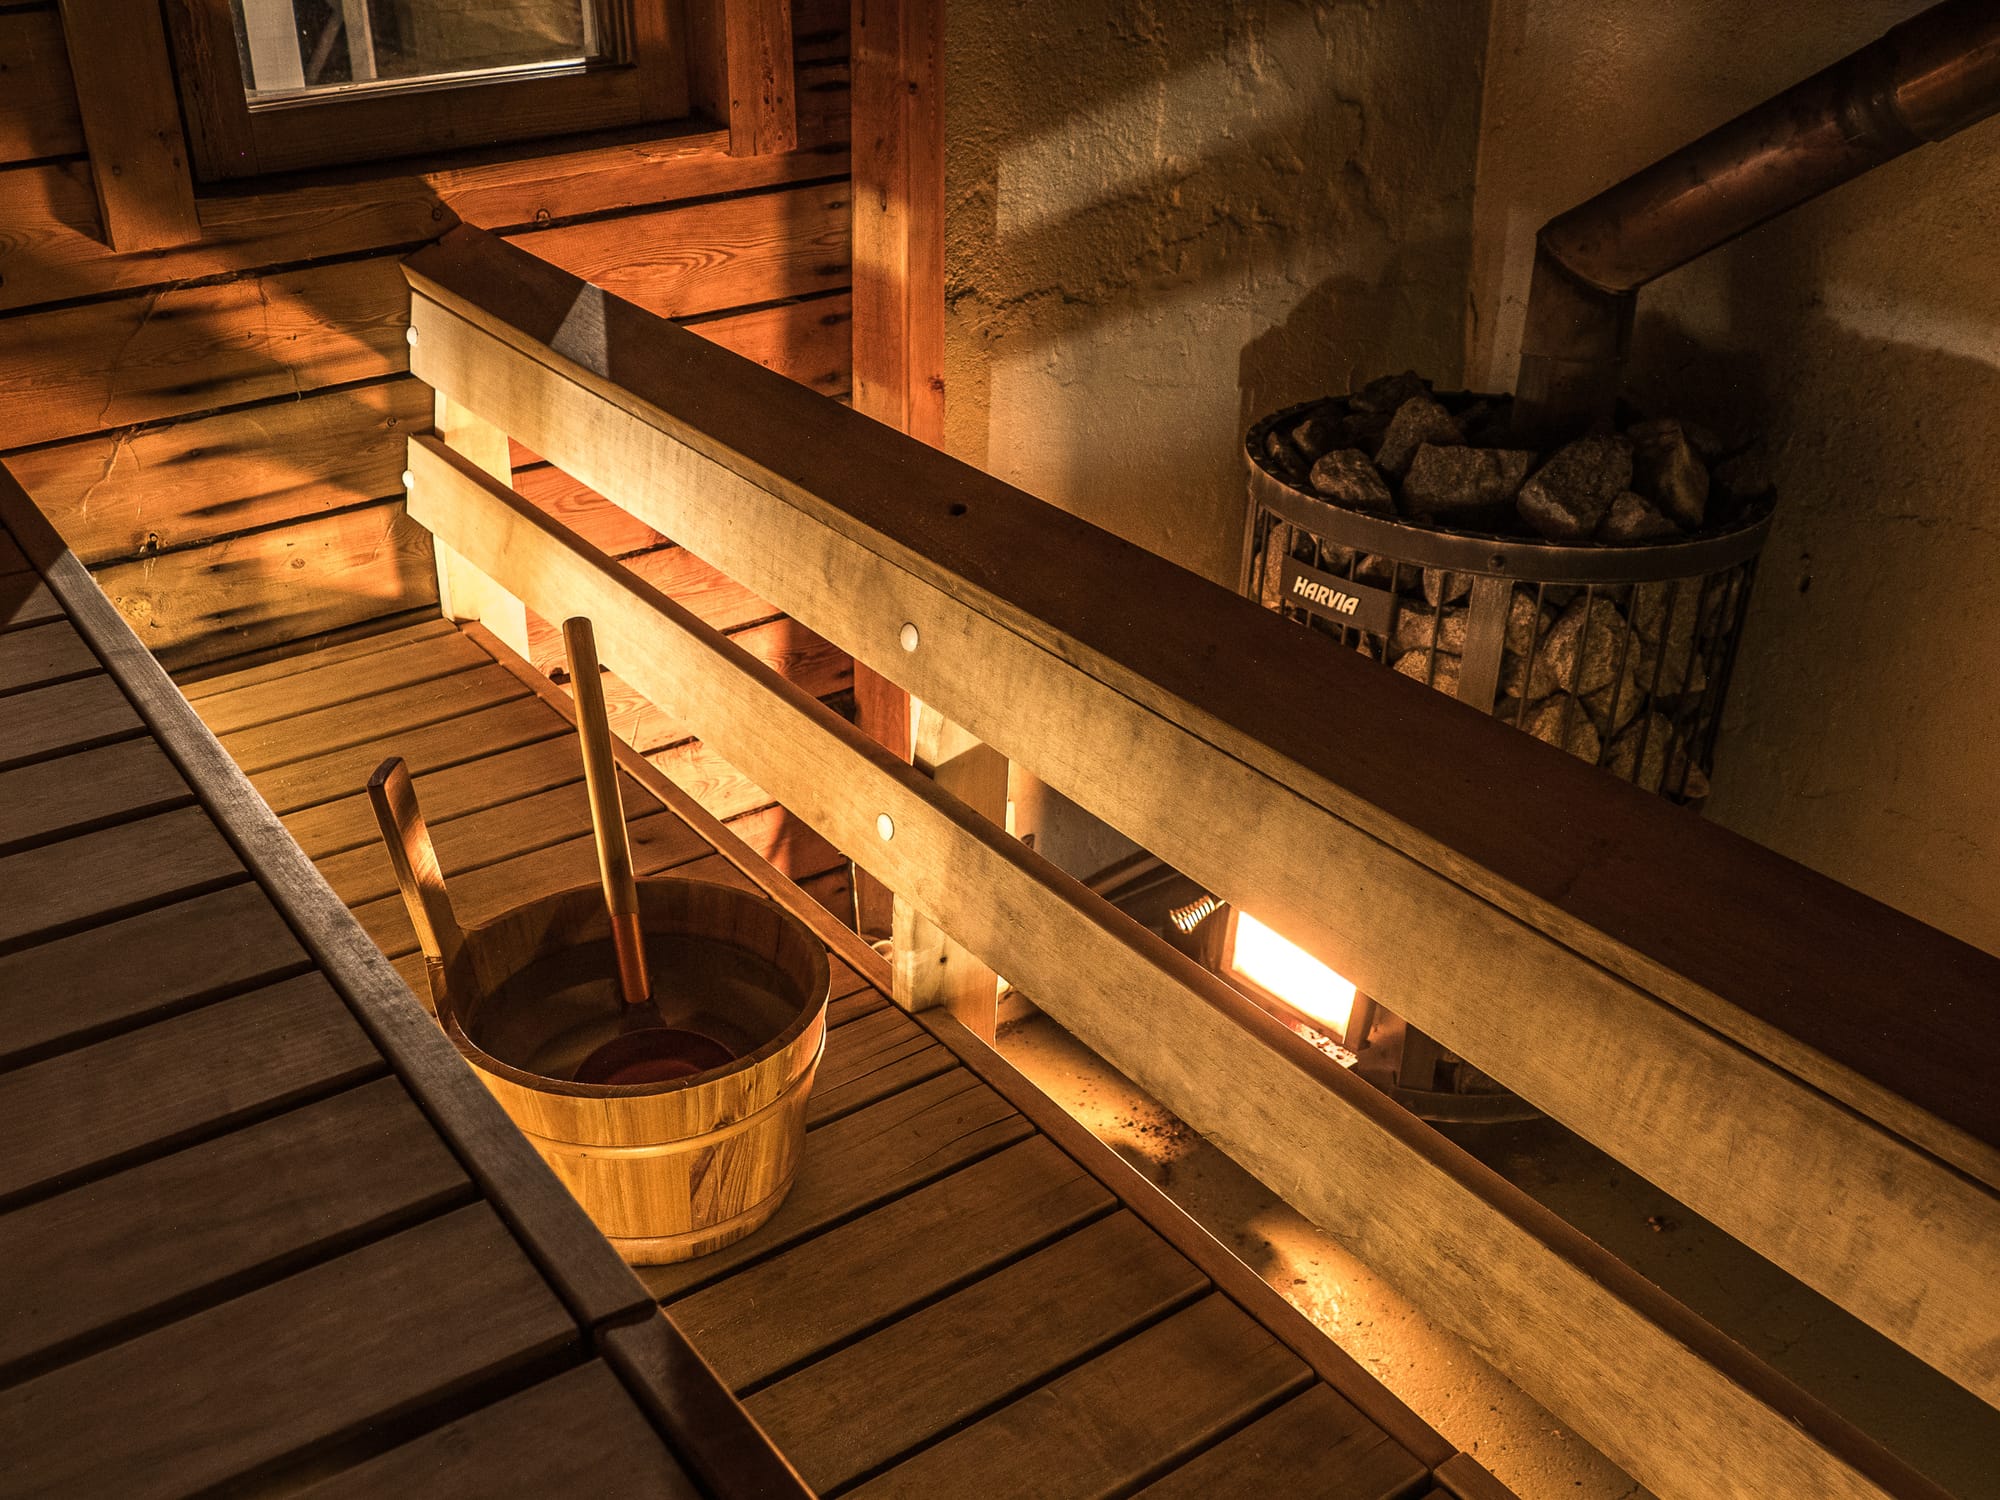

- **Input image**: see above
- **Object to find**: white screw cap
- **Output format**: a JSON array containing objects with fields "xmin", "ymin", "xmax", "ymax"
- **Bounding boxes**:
[
  {"xmin": 876, "ymin": 813, "xmax": 895, "ymax": 841},
  {"xmin": 899, "ymin": 622, "xmax": 920, "ymax": 652}
]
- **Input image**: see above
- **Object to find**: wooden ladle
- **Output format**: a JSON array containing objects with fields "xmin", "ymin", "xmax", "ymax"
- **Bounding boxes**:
[{"xmin": 561, "ymin": 617, "xmax": 734, "ymax": 1086}]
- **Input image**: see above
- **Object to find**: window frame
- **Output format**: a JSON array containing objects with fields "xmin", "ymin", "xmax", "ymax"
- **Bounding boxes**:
[{"xmin": 163, "ymin": 0, "xmax": 690, "ymax": 179}]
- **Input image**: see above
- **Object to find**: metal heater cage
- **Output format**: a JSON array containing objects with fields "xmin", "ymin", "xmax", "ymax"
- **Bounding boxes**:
[{"xmin": 1244, "ymin": 400, "xmax": 1773, "ymax": 806}]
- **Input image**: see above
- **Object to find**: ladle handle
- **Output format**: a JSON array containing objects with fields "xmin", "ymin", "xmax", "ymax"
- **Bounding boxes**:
[
  {"xmin": 366, "ymin": 756, "xmax": 465, "ymax": 1009},
  {"xmin": 562, "ymin": 616, "xmax": 651, "ymax": 1006}
]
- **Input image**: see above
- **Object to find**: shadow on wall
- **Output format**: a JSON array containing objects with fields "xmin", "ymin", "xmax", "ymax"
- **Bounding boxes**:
[
  {"xmin": 944, "ymin": 0, "xmax": 1485, "ymax": 587},
  {"xmin": 1622, "ymin": 184, "xmax": 2000, "ymax": 954}
]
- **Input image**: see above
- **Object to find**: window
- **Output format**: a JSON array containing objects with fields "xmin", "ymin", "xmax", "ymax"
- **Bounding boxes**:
[{"xmin": 166, "ymin": 0, "xmax": 688, "ymax": 178}]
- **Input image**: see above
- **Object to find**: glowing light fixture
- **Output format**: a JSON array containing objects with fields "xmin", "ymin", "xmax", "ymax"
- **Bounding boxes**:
[{"xmin": 1227, "ymin": 911, "xmax": 1358, "ymax": 1041}]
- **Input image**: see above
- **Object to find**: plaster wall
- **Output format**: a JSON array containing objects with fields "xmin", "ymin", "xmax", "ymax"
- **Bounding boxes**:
[
  {"xmin": 1469, "ymin": 0, "xmax": 2000, "ymax": 955},
  {"xmin": 943, "ymin": 0, "xmax": 1489, "ymax": 589},
  {"xmin": 943, "ymin": 0, "xmax": 1489, "ymax": 876}
]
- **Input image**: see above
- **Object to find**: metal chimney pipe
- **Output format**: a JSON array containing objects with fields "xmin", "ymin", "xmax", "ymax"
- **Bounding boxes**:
[{"xmin": 1513, "ymin": 0, "xmax": 2000, "ymax": 439}]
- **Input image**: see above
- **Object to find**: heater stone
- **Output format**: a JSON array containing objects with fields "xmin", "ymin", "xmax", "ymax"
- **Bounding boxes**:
[
  {"xmin": 1375, "ymin": 395, "xmax": 1462, "ymax": 476},
  {"xmin": 1517, "ymin": 435, "xmax": 1634, "ymax": 539},
  {"xmin": 1402, "ymin": 444, "xmax": 1533, "ymax": 515},
  {"xmin": 1309, "ymin": 448, "xmax": 1395, "ymax": 512}
]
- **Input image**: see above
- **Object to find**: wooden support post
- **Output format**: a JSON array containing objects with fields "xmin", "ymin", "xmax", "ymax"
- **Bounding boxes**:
[
  {"xmin": 848, "ymin": 0, "xmax": 945, "ymax": 937},
  {"xmin": 428, "ymin": 392, "xmax": 529, "ymax": 661},
  {"xmin": 56, "ymin": 0, "xmax": 200, "ymax": 252},
  {"xmin": 687, "ymin": 0, "xmax": 799, "ymax": 157},
  {"xmin": 892, "ymin": 701, "xmax": 1005, "ymax": 1039}
]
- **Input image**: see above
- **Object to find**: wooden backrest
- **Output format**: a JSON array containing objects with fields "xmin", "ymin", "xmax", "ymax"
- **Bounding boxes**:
[{"xmin": 400, "ymin": 223, "xmax": 1996, "ymax": 1500}]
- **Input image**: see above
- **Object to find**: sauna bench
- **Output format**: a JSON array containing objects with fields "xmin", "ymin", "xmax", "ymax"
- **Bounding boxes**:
[
  {"xmin": 0, "ymin": 485, "xmax": 792, "ymax": 1499},
  {"xmin": 0, "ymin": 476, "xmax": 1507, "ymax": 1498}
]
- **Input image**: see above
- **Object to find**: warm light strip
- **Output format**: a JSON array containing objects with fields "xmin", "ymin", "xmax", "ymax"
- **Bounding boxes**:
[{"xmin": 1228, "ymin": 912, "xmax": 1357, "ymax": 1039}]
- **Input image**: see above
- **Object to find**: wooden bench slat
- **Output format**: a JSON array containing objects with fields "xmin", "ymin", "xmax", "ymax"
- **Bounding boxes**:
[
  {"xmin": 0, "ymin": 803, "xmax": 241, "ymax": 947},
  {"xmin": 250, "ymin": 695, "xmax": 567, "ymax": 815},
  {"xmin": 314, "ymin": 773, "xmax": 655, "ymax": 908},
  {"xmin": 0, "ymin": 974, "xmax": 382, "ymax": 1200},
  {"xmin": 0, "ymin": 883, "xmax": 307, "ymax": 1064},
  {"xmin": 350, "ymin": 811, "xmax": 713, "ymax": 959},
  {"xmin": 826, "ymin": 987, "xmax": 888, "ymax": 1029},
  {"xmin": 0, "ymin": 673, "xmax": 140, "ymax": 769},
  {"xmin": 745, "ymin": 1210, "xmax": 1209, "ymax": 1493},
  {"xmin": 0, "ymin": 1076, "xmax": 467, "ymax": 1376},
  {"xmin": 297, "ymin": 1359, "xmax": 702, "ymax": 1498},
  {"xmin": 669, "ymin": 1136, "xmax": 1112, "ymax": 1391},
  {"xmin": 221, "ymin": 663, "xmax": 532, "ymax": 776},
  {"xmin": 0, "ymin": 575, "xmax": 63, "ymax": 634},
  {"xmin": 0, "ymin": 618, "xmax": 96, "ymax": 693},
  {"xmin": 0, "ymin": 530, "xmax": 29, "ymax": 577},
  {"xmin": 179, "ymin": 617, "xmax": 460, "ymax": 701},
  {"xmin": 805, "ymin": 1005, "xmax": 954, "ymax": 1126},
  {"xmin": 0, "ymin": 738, "xmax": 190, "ymax": 853},
  {"xmin": 1132, "ymin": 1382, "xmax": 1434, "ymax": 1500},
  {"xmin": 858, "ymin": 1294, "xmax": 1313, "ymax": 1500},
  {"xmin": 285, "ymin": 733, "xmax": 602, "ymax": 860},
  {"xmin": 638, "ymin": 1068, "xmax": 1033, "ymax": 1302},
  {"xmin": 192, "ymin": 630, "xmax": 496, "ymax": 737},
  {"xmin": 0, "ymin": 1204, "xmax": 578, "ymax": 1500}
]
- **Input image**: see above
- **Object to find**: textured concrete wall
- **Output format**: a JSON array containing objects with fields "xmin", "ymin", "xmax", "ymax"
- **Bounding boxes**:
[
  {"xmin": 1469, "ymin": 0, "xmax": 2000, "ymax": 955},
  {"xmin": 945, "ymin": 0, "xmax": 1489, "ymax": 588}
]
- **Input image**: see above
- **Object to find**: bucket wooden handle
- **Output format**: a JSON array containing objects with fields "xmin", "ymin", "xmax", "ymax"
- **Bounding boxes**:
[
  {"xmin": 563, "ymin": 616, "xmax": 652, "ymax": 1006},
  {"xmin": 366, "ymin": 756, "xmax": 465, "ymax": 1007}
]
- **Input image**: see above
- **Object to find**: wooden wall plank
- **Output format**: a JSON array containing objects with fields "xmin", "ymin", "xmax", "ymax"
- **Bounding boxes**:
[
  {"xmin": 90, "ymin": 500, "xmax": 438, "ymax": 670},
  {"xmin": 687, "ymin": 293, "xmax": 853, "ymax": 395},
  {"xmin": 0, "ymin": 139, "xmax": 848, "ymax": 314},
  {"xmin": 0, "ymin": 8, "xmax": 82, "ymax": 165},
  {"xmin": 54, "ymin": 0, "xmax": 198, "ymax": 251},
  {"xmin": 0, "ymin": 257, "xmax": 409, "ymax": 450},
  {"xmin": 9, "ymin": 381, "xmax": 432, "ymax": 565},
  {"xmin": 513, "ymin": 180, "xmax": 847, "ymax": 323}
]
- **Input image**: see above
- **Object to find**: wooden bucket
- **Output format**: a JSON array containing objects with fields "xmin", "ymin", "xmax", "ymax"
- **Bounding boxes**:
[{"xmin": 436, "ymin": 876, "xmax": 829, "ymax": 1264}]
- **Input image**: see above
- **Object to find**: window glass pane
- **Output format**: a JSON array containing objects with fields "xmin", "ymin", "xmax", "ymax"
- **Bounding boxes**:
[{"xmin": 231, "ymin": 0, "xmax": 599, "ymax": 103}]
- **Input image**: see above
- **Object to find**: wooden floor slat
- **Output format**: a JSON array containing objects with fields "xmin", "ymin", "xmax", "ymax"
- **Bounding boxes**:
[
  {"xmin": 0, "ymin": 974, "xmax": 382, "ymax": 1201},
  {"xmin": 0, "ymin": 1076, "xmax": 468, "ymax": 1376},
  {"xmin": 744, "ymin": 1211, "xmax": 1210, "ymax": 1494},
  {"xmin": 193, "ymin": 630, "xmax": 496, "ymax": 736},
  {"xmin": 0, "ymin": 805, "xmax": 242, "ymax": 947},
  {"xmin": 0, "ymin": 738, "xmax": 191, "ymax": 853},
  {"xmin": 285, "ymin": 733, "xmax": 601, "ymax": 859},
  {"xmin": 854, "ymin": 1294, "xmax": 1312, "ymax": 1500},
  {"xmin": 221, "ymin": 664, "xmax": 532, "ymax": 775},
  {"xmin": 668, "ymin": 1137, "xmax": 1114, "ymax": 1391},
  {"xmin": 0, "ymin": 531, "xmax": 29, "ymax": 577},
  {"xmin": 0, "ymin": 1204, "xmax": 578, "ymax": 1500},
  {"xmin": 827, "ymin": 988, "xmax": 889, "ymax": 1030},
  {"xmin": 0, "ymin": 618, "xmax": 97, "ymax": 694},
  {"xmin": 0, "ymin": 883, "xmax": 307, "ymax": 1065},
  {"xmin": 250, "ymin": 696, "xmax": 567, "ymax": 815},
  {"xmin": 1133, "ymin": 1382, "xmax": 1432, "ymax": 1500},
  {"xmin": 181, "ymin": 617, "xmax": 459, "ymax": 701},
  {"xmin": 638, "ymin": 1069, "xmax": 1035, "ymax": 1303},
  {"xmin": 0, "ymin": 673, "xmax": 140, "ymax": 769},
  {"xmin": 297, "ymin": 1359, "xmax": 702, "ymax": 1499}
]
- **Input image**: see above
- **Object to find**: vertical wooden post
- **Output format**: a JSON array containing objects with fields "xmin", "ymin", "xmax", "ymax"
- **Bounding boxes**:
[
  {"xmin": 428, "ymin": 392, "xmax": 530, "ymax": 660},
  {"xmin": 892, "ymin": 701, "xmax": 1005, "ymax": 1039},
  {"xmin": 687, "ymin": 0, "xmax": 800, "ymax": 157},
  {"xmin": 852, "ymin": 0, "xmax": 945, "ymax": 937},
  {"xmin": 56, "ymin": 0, "xmax": 200, "ymax": 252}
]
